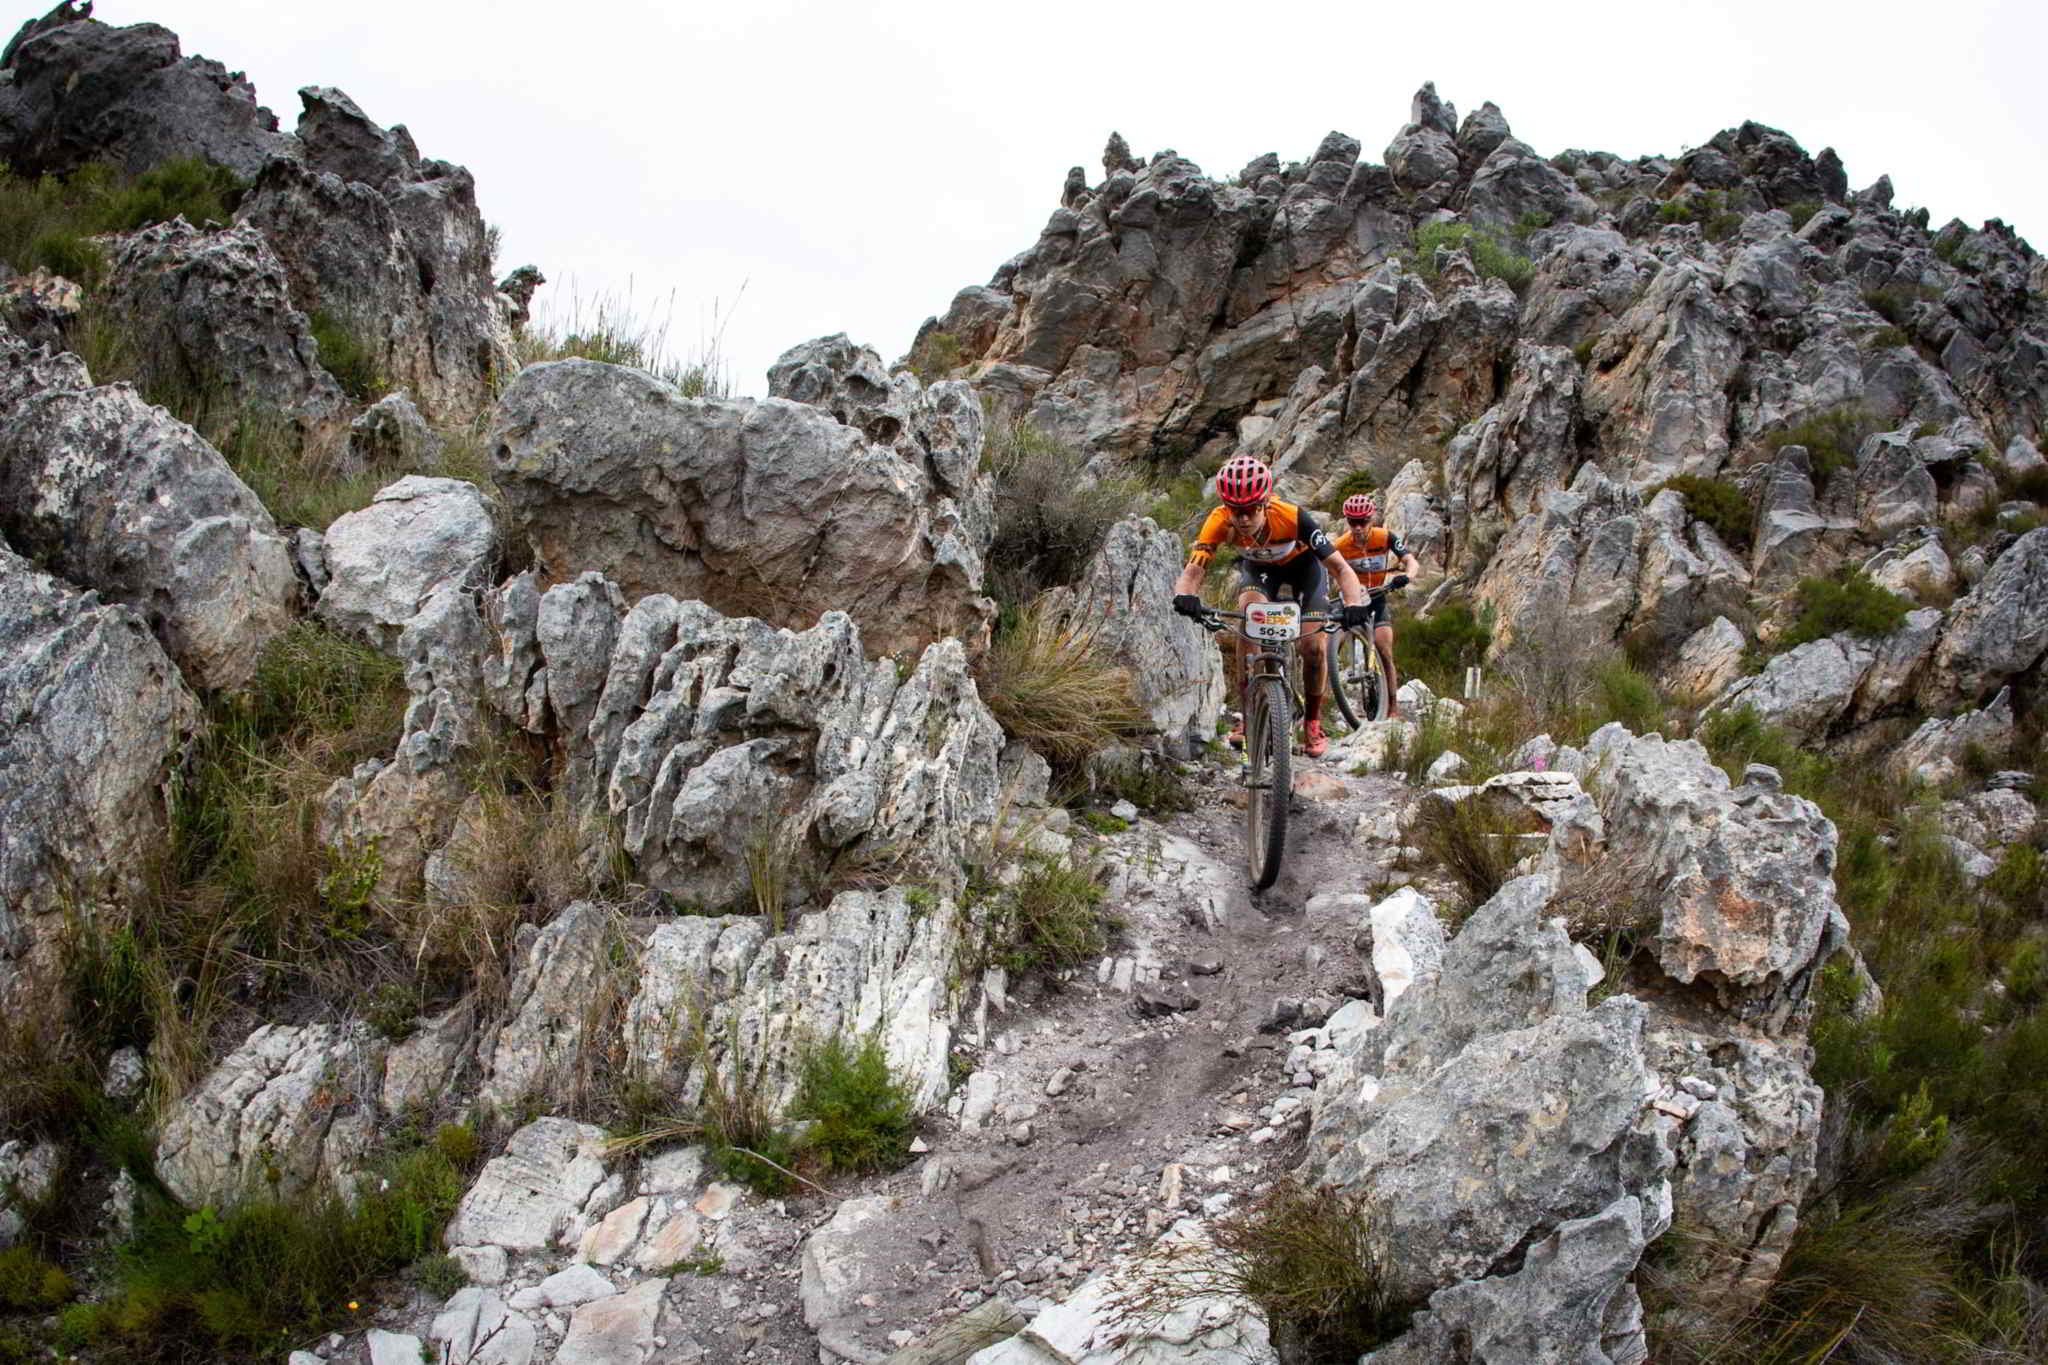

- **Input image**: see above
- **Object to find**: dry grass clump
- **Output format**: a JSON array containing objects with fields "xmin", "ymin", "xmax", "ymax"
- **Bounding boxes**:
[
  {"xmin": 976, "ymin": 596, "xmax": 1145, "ymax": 764},
  {"xmin": 1106, "ymin": 1179, "xmax": 1407, "ymax": 1361},
  {"xmin": 1411, "ymin": 795, "xmax": 1536, "ymax": 909},
  {"xmin": 984, "ymin": 420, "xmax": 1150, "ymax": 606}
]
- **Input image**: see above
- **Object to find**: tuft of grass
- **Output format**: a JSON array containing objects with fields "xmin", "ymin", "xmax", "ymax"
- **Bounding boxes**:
[
  {"xmin": 0, "ymin": 1247, "xmax": 73, "ymax": 1311},
  {"xmin": 95, "ymin": 157, "xmax": 247, "ymax": 234},
  {"xmin": 515, "ymin": 283, "xmax": 736, "ymax": 398},
  {"xmin": 1777, "ymin": 568, "xmax": 1912, "ymax": 649},
  {"xmin": 1406, "ymin": 221, "xmax": 1532, "ymax": 292},
  {"xmin": 1413, "ymin": 796, "xmax": 1532, "ymax": 908},
  {"xmin": 1786, "ymin": 199, "xmax": 1822, "ymax": 231},
  {"xmin": 969, "ymin": 850, "xmax": 1120, "ymax": 979},
  {"xmin": 0, "ymin": 157, "xmax": 247, "ymax": 287},
  {"xmin": 1107, "ymin": 1179, "xmax": 1407, "ymax": 1359},
  {"xmin": 1657, "ymin": 474, "xmax": 1754, "ymax": 552},
  {"xmin": 1658, "ymin": 190, "xmax": 1745, "ymax": 243},
  {"xmin": 788, "ymin": 1031, "xmax": 917, "ymax": 1176},
  {"xmin": 907, "ymin": 329, "xmax": 966, "ymax": 383},
  {"xmin": 975, "ymin": 596, "xmax": 1145, "ymax": 764}
]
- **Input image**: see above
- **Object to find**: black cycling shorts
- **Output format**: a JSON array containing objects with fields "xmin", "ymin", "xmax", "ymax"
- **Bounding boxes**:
[
  {"xmin": 1355, "ymin": 591, "xmax": 1391, "ymax": 628},
  {"xmin": 1235, "ymin": 553, "xmax": 1327, "ymax": 611}
]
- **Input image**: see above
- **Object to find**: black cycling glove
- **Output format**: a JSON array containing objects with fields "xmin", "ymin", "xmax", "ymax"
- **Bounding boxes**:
[
  {"xmin": 1337, "ymin": 602, "xmax": 1373, "ymax": 628},
  {"xmin": 1172, "ymin": 593, "xmax": 1204, "ymax": 619},
  {"xmin": 1387, "ymin": 573, "xmax": 1411, "ymax": 591}
]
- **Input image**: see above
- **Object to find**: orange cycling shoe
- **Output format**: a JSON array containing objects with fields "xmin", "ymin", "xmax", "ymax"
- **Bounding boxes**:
[{"xmin": 1304, "ymin": 719, "xmax": 1329, "ymax": 758}]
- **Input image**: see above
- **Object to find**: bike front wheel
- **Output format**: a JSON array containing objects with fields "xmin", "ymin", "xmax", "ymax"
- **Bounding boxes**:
[
  {"xmin": 1245, "ymin": 675, "xmax": 1292, "ymax": 891},
  {"xmin": 1336, "ymin": 628, "xmax": 1392, "ymax": 724}
]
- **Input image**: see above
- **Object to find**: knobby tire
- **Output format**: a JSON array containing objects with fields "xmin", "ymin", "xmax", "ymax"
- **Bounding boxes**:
[
  {"xmin": 1327, "ymin": 630, "xmax": 1360, "ymax": 729},
  {"xmin": 1246, "ymin": 675, "xmax": 1291, "ymax": 891}
]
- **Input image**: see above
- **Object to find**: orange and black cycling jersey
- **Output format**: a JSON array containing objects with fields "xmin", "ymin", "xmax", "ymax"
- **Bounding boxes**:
[
  {"xmin": 1332, "ymin": 526, "xmax": 1409, "ymax": 587},
  {"xmin": 1190, "ymin": 501, "xmax": 1335, "ymax": 568}
]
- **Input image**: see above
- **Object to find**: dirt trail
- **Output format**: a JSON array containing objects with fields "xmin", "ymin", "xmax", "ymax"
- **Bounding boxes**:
[{"xmin": 767, "ymin": 742, "xmax": 1415, "ymax": 1360}]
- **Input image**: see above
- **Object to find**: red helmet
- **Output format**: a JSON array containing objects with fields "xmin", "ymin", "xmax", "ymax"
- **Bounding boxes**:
[
  {"xmin": 1343, "ymin": 493, "xmax": 1377, "ymax": 520},
  {"xmin": 1215, "ymin": 455, "xmax": 1273, "ymax": 508}
]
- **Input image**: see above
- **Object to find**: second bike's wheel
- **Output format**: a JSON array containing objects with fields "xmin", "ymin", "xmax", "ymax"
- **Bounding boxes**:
[
  {"xmin": 1245, "ymin": 675, "xmax": 1292, "ymax": 891},
  {"xmin": 1327, "ymin": 629, "xmax": 1361, "ymax": 729},
  {"xmin": 1347, "ymin": 630, "xmax": 1393, "ymax": 724}
]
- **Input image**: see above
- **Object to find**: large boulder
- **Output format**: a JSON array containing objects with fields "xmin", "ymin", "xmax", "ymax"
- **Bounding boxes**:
[
  {"xmin": 155, "ymin": 1022, "xmax": 386, "ymax": 1205},
  {"xmin": 1923, "ymin": 527, "xmax": 2048, "ymax": 706},
  {"xmin": 0, "ymin": 542, "xmax": 197, "ymax": 1008},
  {"xmin": 1706, "ymin": 634, "xmax": 1876, "ymax": 737},
  {"xmin": 101, "ymin": 218, "xmax": 346, "ymax": 433},
  {"xmin": 0, "ymin": 9, "xmax": 291, "ymax": 177},
  {"xmin": 0, "ymin": 338, "xmax": 297, "ymax": 691},
  {"xmin": 491, "ymin": 359, "xmax": 994, "ymax": 659}
]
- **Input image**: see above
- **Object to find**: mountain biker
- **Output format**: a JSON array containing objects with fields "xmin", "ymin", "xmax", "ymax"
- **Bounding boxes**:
[
  {"xmin": 1331, "ymin": 493, "xmax": 1421, "ymax": 718},
  {"xmin": 1169, "ymin": 455, "xmax": 1371, "ymax": 759}
]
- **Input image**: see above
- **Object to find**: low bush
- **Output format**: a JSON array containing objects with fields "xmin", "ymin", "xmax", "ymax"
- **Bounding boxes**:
[
  {"xmin": 906, "ymin": 329, "xmax": 965, "ymax": 383},
  {"xmin": 984, "ymin": 420, "xmax": 1150, "ymax": 605},
  {"xmin": 0, "ymin": 157, "xmax": 247, "ymax": 283},
  {"xmin": 1407, "ymin": 221, "xmax": 1532, "ymax": 292},
  {"xmin": 1763, "ymin": 405, "xmax": 1886, "ymax": 482},
  {"xmin": 1397, "ymin": 603, "xmax": 1491, "ymax": 695},
  {"xmin": 1777, "ymin": 568, "xmax": 1912, "ymax": 649},
  {"xmin": 788, "ymin": 1032, "xmax": 916, "ymax": 1176},
  {"xmin": 1657, "ymin": 473, "xmax": 1754, "ymax": 551},
  {"xmin": 1658, "ymin": 191, "xmax": 1744, "ymax": 243},
  {"xmin": 975, "ymin": 596, "xmax": 1145, "ymax": 764},
  {"xmin": 64, "ymin": 1123, "xmax": 479, "ymax": 1359},
  {"xmin": 1412, "ymin": 795, "xmax": 1533, "ymax": 907},
  {"xmin": 1786, "ymin": 199, "xmax": 1822, "ymax": 231}
]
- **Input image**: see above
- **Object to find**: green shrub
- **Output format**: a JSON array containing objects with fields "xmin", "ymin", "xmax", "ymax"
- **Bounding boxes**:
[
  {"xmin": 94, "ymin": 156, "xmax": 247, "ymax": 234},
  {"xmin": 1657, "ymin": 474, "xmax": 1754, "ymax": 551},
  {"xmin": 1592, "ymin": 656, "xmax": 1667, "ymax": 736},
  {"xmin": 907, "ymin": 329, "xmax": 965, "ymax": 383},
  {"xmin": 1864, "ymin": 283, "xmax": 1940, "ymax": 329},
  {"xmin": 1866, "ymin": 325, "xmax": 1910, "ymax": 351},
  {"xmin": 1778, "ymin": 569, "xmax": 1912, "ymax": 649},
  {"xmin": 308, "ymin": 310, "xmax": 385, "ymax": 402},
  {"xmin": 1658, "ymin": 191, "xmax": 1744, "ymax": 243},
  {"xmin": 0, "ymin": 1246, "xmax": 73, "ymax": 1310},
  {"xmin": 1407, "ymin": 221, "xmax": 1533, "ymax": 292},
  {"xmin": 1413, "ymin": 795, "xmax": 1533, "ymax": 907},
  {"xmin": 25, "ymin": 226, "xmax": 106, "ymax": 286},
  {"xmin": 1763, "ymin": 405, "xmax": 1886, "ymax": 482},
  {"xmin": 1786, "ymin": 199, "xmax": 1822, "ymax": 230},
  {"xmin": 984, "ymin": 420, "xmax": 1150, "ymax": 604},
  {"xmin": 1398, "ymin": 603, "xmax": 1491, "ymax": 694},
  {"xmin": 789, "ymin": 1032, "xmax": 916, "ymax": 1176}
]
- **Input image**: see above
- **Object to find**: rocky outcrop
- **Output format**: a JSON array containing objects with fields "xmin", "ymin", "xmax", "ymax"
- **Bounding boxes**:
[
  {"xmin": 101, "ymin": 217, "xmax": 346, "ymax": 432},
  {"xmin": 237, "ymin": 86, "xmax": 511, "ymax": 424},
  {"xmin": 0, "ymin": 541, "xmax": 197, "ymax": 1007},
  {"xmin": 1922, "ymin": 527, "xmax": 2048, "ymax": 706},
  {"xmin": 0, "ymin": 7, "xmax": 292, "ymax": 177},
  {"xmin": 492, "ymin": 358, "xmax": 994, "ymax": 659},
  {"xmin": 1043, "ymin": 514, "xmax": 1223, "ymax": 754},
  {"xmin": 0, "ymin": 337, "xmax": 297, "ymax": 691}
]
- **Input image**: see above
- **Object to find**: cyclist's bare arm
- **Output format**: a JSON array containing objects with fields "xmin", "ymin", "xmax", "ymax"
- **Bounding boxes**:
[
  {"xmin": 1172, "ymin": 559, "xmax": 1207, "ymax": 598},
  {"xmin": 1322, "ymin": 551, "xmax": 1365, "ymax": 608}
]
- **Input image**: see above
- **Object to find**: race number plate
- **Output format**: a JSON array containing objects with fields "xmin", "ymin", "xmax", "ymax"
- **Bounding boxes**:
[{"xmin": 1245, "ymin": 601, "xmax": 1301, "ymax": 641}]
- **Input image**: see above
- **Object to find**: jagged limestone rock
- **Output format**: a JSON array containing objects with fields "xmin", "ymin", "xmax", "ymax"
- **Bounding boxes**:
[
  {"xmin": 491, "ymin": 358, "xmax": 993, "ymax": 658},
  {"xmin": 155, "ymin": 1022, "xmax": 387, "ymax": 1205},
  {"xmin": 102, "ymin": 218, "xmax": 346, "ymax": 431},
  {"xmin": 0, "ymin": 335, "xmax": 297, "ymax": 691},
  {"xmin": 1924, "ymin": 527, "xmax": 2048, "ymax": 706},
  {"xmin": 1706, "ymin": 634, "xmax": 1876, "ymax": 737},
  {"xmin": 444, "ymin": 1117, "xmax": 614, "ymax": 1252}
]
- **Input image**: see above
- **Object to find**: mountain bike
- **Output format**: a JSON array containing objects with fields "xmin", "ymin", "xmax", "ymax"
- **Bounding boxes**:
[
  {"xmin": 1326, "ymin": 585, "xmax": 1395, "ymax": 728},
  {"xmin": 1195, "ymin": 601, "xmax": 1340, "ymax": 892}
]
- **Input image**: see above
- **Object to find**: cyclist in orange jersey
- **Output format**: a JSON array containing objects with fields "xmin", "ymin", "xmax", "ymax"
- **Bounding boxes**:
[
  {"xmin": 1169, "ymin": 455, "xmax": 1371, "ymax": 759},
  {"xmin": 1331, "ymin": 493, "xmax": 1421, "ymax": 718}
]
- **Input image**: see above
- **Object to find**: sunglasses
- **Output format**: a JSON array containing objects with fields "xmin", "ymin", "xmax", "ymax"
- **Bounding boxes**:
[{"xmin": 1346, "ymin": 517, "xmax": 1372, "ymax": 526}]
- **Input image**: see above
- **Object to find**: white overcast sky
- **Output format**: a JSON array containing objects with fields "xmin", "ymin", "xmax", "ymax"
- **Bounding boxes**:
[{"xmin": 72, "ymin": 0, "xmax": 2048, "ymax": 397}]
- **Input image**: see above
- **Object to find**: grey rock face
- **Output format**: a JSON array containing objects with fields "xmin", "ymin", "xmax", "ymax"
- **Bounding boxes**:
[
  {"xmin": 101, "ymin": 218, "xmax": 345, "ymax": 432},
  {"xmin": 0, "ymin": 544, "xmax": 196, "ymax": 963},
  {"xmin": 1042, "ymin": 515, "xmax": 1223, "ymax": 754},
  {"xmin": 1364, "ymin": 1197, "xmax": 1649, "ymax": 1365},
  {"xmin": 1707, "ymin": 634, "xmax": 1875, "ymax": 737},
  {"xmin": 0, "ymin": 337, "xmax": 296, "ymax": 690},
  {"xmin": 1473, "ymin": 465, "xmax": 1642, "ymax": 652},
  {"xmin": 1892, "ymin": 688, "xmax": 2015, "ymax": 785},
  {"xmin": 155, "ymin": 1023, "xmax": 387, "ymax": 1205},
  {"xmin": 480, "ymin": 584, "xmax": 1003, "ymax": 914},
  {"xmin": 1581, "ymin": 258, "xmax": 1744, "ymax": 485},
  {"xmin": 238, "ymin": 86, "xmax": 509, "ymax": 424},
  {"xmin": 492, "ymin": 359, "xmax": 993, "ymax": 659},
  {"xmin": 0, "ymin": 13, "xmax": 291, "ymax": 177},
  {"xmin": 1309, "ymin": 996, "xmax": 1669, "ymax": 1303},
  {"xmin": 445, "ymin": 1117, "xmax": 614, "ymax": 1252},
  {"xmin": 348, "ymin": 390, "xmax": 441, "ymax": 471},
  {"xmin": 476, "ymin": 901, "xmax": 620, "ymax": 1114},
  {"xmin": 1593, "ymin": 728, "xmax": 1846, "ymax": 1026},
  {"xmin": 316, "ymin": 476, "xmax": 497, "ymax": 649},
  {"xmin": 1667, "ymin": 617, "xmax": 1747, "ymax": 701},
  {"xmin": 1925, "ymin": 528, "xmax": 2048, "ymax": 705},
  {"xmin": 1445, "ymin": 342, "xmax": 1583, "ymax": 540}
]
